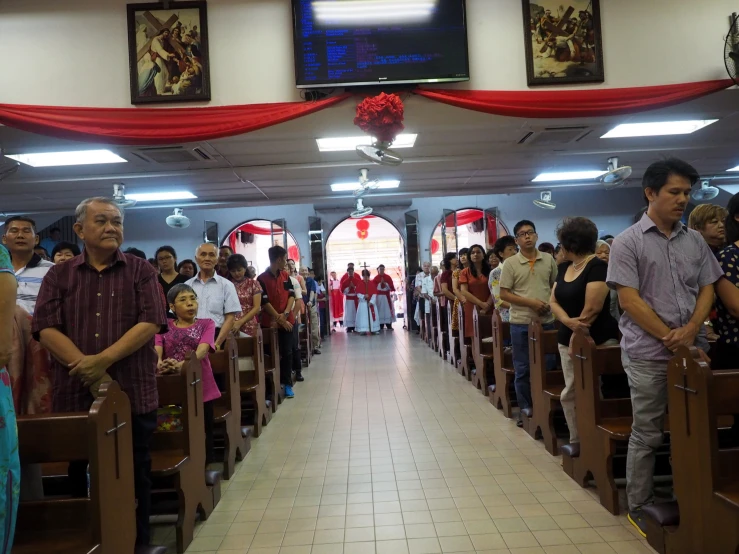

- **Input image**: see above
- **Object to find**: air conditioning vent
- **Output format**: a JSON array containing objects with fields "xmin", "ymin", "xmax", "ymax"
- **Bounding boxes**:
[
  {"xmin": 520, "ymin": 126, "xmax": 591, "ymax": 146},
  {"xmin": 133, "ymin": 146, "xmax": 214, "ymax": 164}
]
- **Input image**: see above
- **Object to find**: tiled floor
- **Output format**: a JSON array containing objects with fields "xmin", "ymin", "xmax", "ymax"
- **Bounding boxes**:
[{"xmin": 156, "ymin": 330, "xmax": 656, "ymax": 554}]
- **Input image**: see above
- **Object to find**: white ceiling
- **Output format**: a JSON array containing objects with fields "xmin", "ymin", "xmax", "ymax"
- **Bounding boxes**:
[{"xmin": 1, "ymin": 89, "xmax": 739, "ymax": 215}]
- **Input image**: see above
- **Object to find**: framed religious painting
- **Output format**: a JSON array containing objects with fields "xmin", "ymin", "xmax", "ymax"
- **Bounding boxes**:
[
  {"xmin": 522, "ymin": 0, "xmax": 605, "ymax": 86},
  {"xmin": 126, "ymin": 1, "xmax": 211, "ymax": 104}
]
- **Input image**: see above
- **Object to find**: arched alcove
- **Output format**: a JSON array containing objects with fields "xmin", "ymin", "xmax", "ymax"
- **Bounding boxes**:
[
  {"xmin": 430, "ymin": 208, "xmax": 510, "ymax": 268},
  {"xmin": 223, "ymin": 219, "xmax": 300, "ymax": 275}
]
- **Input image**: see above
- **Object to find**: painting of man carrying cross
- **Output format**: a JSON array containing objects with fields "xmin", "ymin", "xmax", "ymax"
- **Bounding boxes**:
[{"xmin": 522, "ymin": 0, "xmax": 604, "ymax": 86}]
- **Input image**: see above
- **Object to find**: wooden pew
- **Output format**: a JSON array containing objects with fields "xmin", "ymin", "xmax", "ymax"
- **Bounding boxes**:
[
  {"xmin": 458, "ymin": 302, "xmax": 473, "ymax": 381},
  {"xmin": 524, "ymin": 320, "xmax": 563, "ymax": 453},
  {"xmin": 210, "ymin": 338, "xmax": 249, "ymax": 480},
  {"xmin": 436, "ymin": 301, "xmax": 449, "ymax": 360},
  {"xmin": 261, "ymin": 326, "xmax": 284, "ymax": 409},
  {"xmin": 448, "ymin": 303, "xmax": 460, "ymax": 369},
  {"xmin": 567, "ymin": 331, "xmax": 631, "ymax": 515},
  {"xmin": 236, "ymin": 330, "xmax": 271, "ymax": 438},
  {"xmin": 300, "ymin": 312, "xmax": 312, "ymax": 366},
  {"xmin": 642, "ymin": 347, "xmax": 739, "ymax": 554},
  {"xmin": 471, "ymin": 307, "xmax": 494, "ymax": 395},
  {"xmin": 490, "ymin": 310, "xmax": 516, "ymax": 418},
  {"xmin": 151, "ymin": 354, "xmax": 213, "ymax": 553},
  {"xmin": 429, "ymin": 301, "xmax": 439, "ymax": 352},
  {"xmin": 14, "ymin": 381, "xmax": 136, "ymax": 554}
]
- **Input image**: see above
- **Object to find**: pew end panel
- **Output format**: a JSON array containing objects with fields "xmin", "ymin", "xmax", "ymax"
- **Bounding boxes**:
[
  {"xmin": 490, "ymin": 311, "xmax": 516, "ymax": 418},
  {"xmin": 236, "ymin": 330, "xmax": 270, "ymax": 437}
]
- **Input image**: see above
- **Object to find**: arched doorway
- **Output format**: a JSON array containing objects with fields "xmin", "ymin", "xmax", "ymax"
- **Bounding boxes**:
[
  {"xmin": 430, "ymin": 208, "xmax": 509, "ymax": 268},
  {"xmin": 326, "ymin": 215, "xmax": 406, "ymax": 318},
  {"xmin": 224, "ymin": 219, "xmax": 300, "ymax": 275}
]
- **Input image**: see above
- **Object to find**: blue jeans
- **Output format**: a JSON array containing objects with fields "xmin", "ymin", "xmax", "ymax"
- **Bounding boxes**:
[{"xmin": 511, "ymin": 323, "xmax": 556, "ymax": 411}]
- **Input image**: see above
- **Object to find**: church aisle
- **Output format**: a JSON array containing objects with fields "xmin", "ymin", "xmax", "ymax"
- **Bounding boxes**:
[{"xmin": 171, "ymin": 331, "xmax": 656, "ymax": 554}]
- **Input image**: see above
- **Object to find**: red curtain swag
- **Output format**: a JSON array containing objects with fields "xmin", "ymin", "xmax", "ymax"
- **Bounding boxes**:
[
  {"xmin": 445, "ymin": 209, "xmax": 483, "ymax": 227},
  {"xmin": 227, "ymin": 222, "xmax": 282, "ymax": 252},
  {"xmin": 415, "ymin": 79, "xmax": 734, "ymax": 119},
  {"xmin": 0, "ymin": 94, "xmax": 350, "ymax": 146}
]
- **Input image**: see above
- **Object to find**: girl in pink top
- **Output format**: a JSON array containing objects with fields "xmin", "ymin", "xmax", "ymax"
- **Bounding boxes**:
[{"xmin": 155, "ymin": 283, "xmax": 221, "ymax": 463}]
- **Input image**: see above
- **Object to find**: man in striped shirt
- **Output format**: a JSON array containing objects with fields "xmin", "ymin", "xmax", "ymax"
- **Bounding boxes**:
[{"xmin": 2, "ymin": 216, "xmax": 54, "ymax": 315}]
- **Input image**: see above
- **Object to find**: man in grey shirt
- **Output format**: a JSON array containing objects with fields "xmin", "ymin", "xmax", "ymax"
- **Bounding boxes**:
[{"xmin": 606, "ymin": 158, "xmax": 723, "ymax": 537}]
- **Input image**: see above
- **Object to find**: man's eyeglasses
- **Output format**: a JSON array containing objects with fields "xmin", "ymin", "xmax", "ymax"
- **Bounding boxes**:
[{"xmin": 516, "ymin": 230, "xmax": 537, "ymax": 238}]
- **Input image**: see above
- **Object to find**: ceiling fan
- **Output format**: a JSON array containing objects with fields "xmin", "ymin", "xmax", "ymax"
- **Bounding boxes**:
[
  {"xmin": 533, "ymin": 190, "xmax": 556, "ymax": 209},
  {"xmin": 353, "ymin": 168, "xmax": 381, "ymax": 198},
  {"xmin": 599, "ymin": 157, "xmax": 633, "ymax": 190},
  {"xmin": 356, "ymin": 143, "xmax": 403, "ymax": 167},
  {"xmin": 166, "ymin": 208, "xmax": 191, "ymax": 228},
  {"xmin": 350, "ymin": 198, "xmax": 373, "ymax": 218},
  {"xmin": 691, "ymin": 179, "xmax": 720, "ymax": 202},
  {"xmin": 112, "ymin": 183, "xmax": 137, "ymax": 209}
]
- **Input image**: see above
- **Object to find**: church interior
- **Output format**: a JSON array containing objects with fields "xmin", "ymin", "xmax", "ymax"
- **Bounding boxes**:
[{"xmin": 1, "ymin": 0, "xmax": 739, "ymax": 552}]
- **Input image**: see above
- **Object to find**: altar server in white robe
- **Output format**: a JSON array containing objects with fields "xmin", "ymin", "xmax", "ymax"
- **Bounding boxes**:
[
  {"xmin": 340, "ymin": 263, "xmax": 362, "ymax": 333},
  {"xmin": 355, "ymin": 269, "xmax": 380, "ymax": 334},
  {"xmin": 372, "ymin": 264, "xmax": 396, "ymax": 329}
]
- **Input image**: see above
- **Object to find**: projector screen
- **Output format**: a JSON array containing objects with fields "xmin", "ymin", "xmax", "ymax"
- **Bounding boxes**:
[{"xmin": 292, "ymin": 0, "xmax": 470, "ymax": 88}]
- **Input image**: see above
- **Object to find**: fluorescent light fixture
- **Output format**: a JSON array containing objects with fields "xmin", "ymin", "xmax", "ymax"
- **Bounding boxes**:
[
  {"xmin": 317, "ymin": 134, "xmax": 417, "ymax": 152},
  {"xmin": 727, "ymin": 165, "xmax": 739, "ymax": 172},
  {"xmin": 126, "ymin": 191, "xmax": 197, "ymax": 202},
  {"xmin": 532, "ymin": 170, "xmax": 606, "ymax": 182},
  {"xmin": 601, "ymin": 119, "xmax": 718, "ymax": 139},
  {"xmin": 331, "ymin": 180, "xmax": 400, "ymax": 192},
  {"xmin": 312, "ymin": 0, "xmax": 436, "ymax": 24},
  {"xmin": 5, "ymin": 149, "xmax": 127, "ymax": 168}
]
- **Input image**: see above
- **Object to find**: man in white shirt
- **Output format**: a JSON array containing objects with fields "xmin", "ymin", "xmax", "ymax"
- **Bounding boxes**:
[
  {"xmin": 186, "ymin": 243, "xmax": 241, "ymax": 350},
  {"xmin": 2, "ymin": 216, "xmax": 54, "ymax": 315}
]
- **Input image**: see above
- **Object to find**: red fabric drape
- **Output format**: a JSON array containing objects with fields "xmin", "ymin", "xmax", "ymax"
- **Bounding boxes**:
[
  {"xmin": 0, "ymin": 94, "xmax": 350, "ymax": 145},
  {"xmin": 446, "ymin": 209, "xmax": 483, "ymax": 226},
  {"xmin": 237, "ymin": 223, "xmax": 274, "ymax": 236},
  {"xmin": 415, "ymin": 79, "xmax": 733, "ymax": 118}
]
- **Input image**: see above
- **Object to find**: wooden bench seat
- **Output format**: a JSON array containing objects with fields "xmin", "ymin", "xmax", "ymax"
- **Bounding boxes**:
[
  {"xmin": 436, "ymin": 301, "xmax": 449, "ymax": 360},
  {"xmin": 236, "ymin": 330, "xmax": 270, "ymax": 438},
  {"xmin": 448, "ymin": 303, "xmax": 460, "ymax": 369},
  {"xmin": 457, "ymin": 303, "xmax": 473, "ymax": 381},
  {"xmin": 261, "ymin": 327, "xmax": 284, "ymax": 409},
  {"xmin": 429, "ymin": 301, "xmax": 439, "ymax": 352},
  {"xmin": 490, "ymin": 311, "xmax": 516, "ymax": 418},
  {"xmin": 14, "ymin": 381, "xmax": 135, "ymax": 554},
  {"xmin": 299, "ymin": 312, "xmax": 312, "ymax": 366},
  {"xmin": 471, "ymin": 307, "xmax": 494, "ymax": 395}
]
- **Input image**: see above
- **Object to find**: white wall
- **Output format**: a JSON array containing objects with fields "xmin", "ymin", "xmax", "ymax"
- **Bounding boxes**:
[{"xmin": 0, "ymin": 0, "xmax": 732, "ymax": 107}]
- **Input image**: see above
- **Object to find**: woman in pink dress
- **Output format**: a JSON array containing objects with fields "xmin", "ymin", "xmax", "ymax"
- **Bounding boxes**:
[
  {"xmin": 155, "ymin": 283, "xmax": 221, "ymax": 463},
  {"xmin": 227, "ymin": 255, "xmax": 262, "ymax": 337}
]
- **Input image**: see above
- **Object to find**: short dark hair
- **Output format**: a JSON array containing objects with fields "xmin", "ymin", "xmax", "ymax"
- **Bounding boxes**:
[
  {"xmin": 177, "ymin": 259, "xmax": 196, "ymax": 272},
  {"xmin": 513, "ymin": 220, "xmax": 536, "ymax": 237},
  {"xmin": 493, "ymin": 236, "xmax": 516, "ymax": 259},
  {"xmin": 361, "ymin": 269, "xmax": 370, "ymax": 277},
  {"xmin": 556, "ymin": 217, "xmax": 598, "ymax": 256},
  {"xmin": 51, "ymin": 241, "xmax": 80, "ymax": 259},
  {"xmin": 227, "ymin": 253, "xmax": 248, "ymax": 271},
  {"xmin": 634, "ymin": 206, "xmax": 648, "ymax": 224},
  {"xmin": 642, "ymin": 158, "xmax": 699, "ymax": 197},
  {"xmin": 725, "ymin": 192, "xmax": 739, "ymax": 245},
  {"xmin": 167, "ymin": 283, "xmax": 196, "ymax": 305},
  {"xmin": 458, "ymin": 247, "xmax": 469, "ymax": 257},
  {"xmin": 34, "ymin": 246, "xmax": 49, "ymax": 257},
  {"xmin": 599, "ymin": 234, "xmax": 614, "ymax": 241},
  {"xmin": 50, "ymin": 227, "xmax": 61, "ymax": 234},
  {"xmin": 155, "ymin": 245, "xmax": 177, "ymax": 261},
  {"xmin": 269, "ymin": 245, "xmax": 287, "ymax": 263},
  {"xmin": 538, "ymin": 242, "xmax": 555, "ymax": 255},
  {"xmin": 442, "ymin": 252, "xmax": 456, "ymax": 271},
  {"xmin": 124, "ymin": 247, "xmax": 146, "ymax": 259},
  {"xmin": 219, "ymin": 245, "xmax": 233, "ymax": 253},
  {"xmin": 4, "ymin": 216, "xmax": 37, "ymax": 233}
]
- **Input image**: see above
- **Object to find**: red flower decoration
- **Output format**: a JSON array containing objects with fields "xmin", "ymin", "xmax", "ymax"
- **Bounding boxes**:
[{"xmin": 354, "ymin": 93, "xmax": 405, "ymax": 144}]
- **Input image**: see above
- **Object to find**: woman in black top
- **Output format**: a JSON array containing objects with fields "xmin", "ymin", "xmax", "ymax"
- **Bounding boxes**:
[
  {"xmin": 156, "ymin": 246, "xmax": 190, "ymax": 317},
  {"xmin": 549, "ymin": 217, "xmax": 619, "ymax": 448}
]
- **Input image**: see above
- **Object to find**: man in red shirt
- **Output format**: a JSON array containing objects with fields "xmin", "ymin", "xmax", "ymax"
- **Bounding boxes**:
[
  {"xmin": 257, "ymin": 245, "xmax": 297, "ymax": 398},
  {"xmin": 33, "ymin": 197, "xmax": 167, "ymax": 547}
]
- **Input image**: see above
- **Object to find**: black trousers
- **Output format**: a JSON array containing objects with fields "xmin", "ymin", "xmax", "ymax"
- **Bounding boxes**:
[
  {"xmin": 70, "ymin": 409, "xmax": 157, "ymax": 545},
  {"xmin": 292, "ymin": 321, "xmax": 302, "ymax": 373},
  {"xmin": 277, "ymin": 328, "xmax": 294, "ymax": 385}
]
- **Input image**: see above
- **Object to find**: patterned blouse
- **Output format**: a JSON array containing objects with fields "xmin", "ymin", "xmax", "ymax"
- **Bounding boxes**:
[
  {"xmin": 488, "ymin": 264, "xmax": 510, "ymax": 322},
  {"xmin": 233, "ymin": 277, "xmax": 262, "ymax": 337},
  {"xmin": 715, "ymin": 243, "xmax": 739, "ymax": 345}
]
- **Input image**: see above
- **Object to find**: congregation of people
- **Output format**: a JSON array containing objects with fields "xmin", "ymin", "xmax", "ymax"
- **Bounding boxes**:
[{"xmin": 1, "ymin": 156, "xmax": 739, "ymax": 551}]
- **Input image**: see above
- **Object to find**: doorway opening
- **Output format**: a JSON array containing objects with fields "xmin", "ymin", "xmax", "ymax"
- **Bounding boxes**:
[
  {"xmin": 224, "ymin": 219, "xmax": 301, "ymax": 275},
  {"xmin": 326, "ymin": 215, "xmax": 406, "ymax": 318},
  {"xmin": 430, "ymin": 208, "xmax": 509, "ymax": 268}
]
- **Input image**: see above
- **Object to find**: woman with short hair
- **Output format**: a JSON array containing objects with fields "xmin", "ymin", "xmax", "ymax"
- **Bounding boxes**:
[
  {"xmin": 50, "ymin": 242, "xmax": 81, "ymax": 264},
  {"xmin": 177, "ymin": 259, "xmax": 197, "ymax": 278},
  {"xmin": 689, "ymin": 203, "xmax": 728, "ymax": 253},
  {"xmin": 549, "ymin": 217, "xmax": 619, "ymax": 449}
]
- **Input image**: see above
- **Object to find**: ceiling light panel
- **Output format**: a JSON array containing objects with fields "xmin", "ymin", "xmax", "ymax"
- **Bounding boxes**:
[
  {"xmin": 331, "ymin": 180, "xmax": 400, "ymax": 192},
  {"xmin": 126, "ymin": 191, "xmax": 197, "ymax": 202},
  {"xmin": 601, "ymin": 120, "xmax": 718, "ymax": 139},
  {"xmin": 5, "ymin": 149, "xmax": 127, "ymax": 167},
  {"xmin": 317, "ymin": 134, "xmax": 417, "ymax": 152},
  {"xmin": 532, "ymin": 170, "xmax": 606, "ymax": 182}
]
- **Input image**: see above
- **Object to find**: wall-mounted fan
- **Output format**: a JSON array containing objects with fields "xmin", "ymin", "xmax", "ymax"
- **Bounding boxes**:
[
  {"xmin": 725, "ymin": 14, "xmax": 739, "ymax": 85},
  {"xmin": 691, "ymin": 180, "xmax": 720, "ymax": 202},
  {"xmin": 534, "ymin": 191, "xmax": 556, "ymax": 209},
  {"xmin": 356, "ymin": 142, "xmax": 403, "ymax": 167},
  {"xmin": 350, "ymin": 198, "xmax": 373, "ymax": 218},
  {"xmin": 599, "ymin": 157, "xmax": 633, "ymax": 190},
  {"xmin": 0, "ymin": 149, "xmax": 20, "ymax": 182},
  {"xmin": 353, "ymin": 168, "xmax": 381, "ymax": 198},
  {"xmin": 112, "ymin": 183, "xmax": 137, "ymax": 208},
  {"xmin": 166, "ymin": 208, "xmax": 191, "ymax": 228}
]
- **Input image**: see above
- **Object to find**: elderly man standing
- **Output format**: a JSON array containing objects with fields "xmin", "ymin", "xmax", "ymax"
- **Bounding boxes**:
[
  {"xmin": 32, "ymin": 197, "xmax": 167, "ymax": 547},
  {"xmin": 186, "ymin": 243, "xmax": 241, "ymax": 350}
]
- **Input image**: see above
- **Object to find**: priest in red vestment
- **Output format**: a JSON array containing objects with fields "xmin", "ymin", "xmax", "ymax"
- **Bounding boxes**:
[
  {"xmin": 340, "ymin": 264, "xmax": 363, "ymax": 333},
  {"xmin": 356, "ymin": 269, "xmax": 380, "ymax": 334},
  {"xmin": 371, "ymin": 264, "xmax": 396, "ymax": 330},
  {"xmin": 328, "ymin": 271, "xmax": 344, "ymax": 330}
]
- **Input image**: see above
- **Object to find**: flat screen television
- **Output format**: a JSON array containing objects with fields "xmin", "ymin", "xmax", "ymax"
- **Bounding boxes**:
[{"xmin": 291, "ymin": 0, "xmax": 470, "ymax": 88}]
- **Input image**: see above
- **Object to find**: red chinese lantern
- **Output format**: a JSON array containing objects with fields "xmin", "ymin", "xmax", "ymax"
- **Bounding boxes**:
[
  {"xmin": 288, "ymin": 245, "xmax": 298, "ymax": 260},
  {"xmin": 357, "ymin": 230, "xmax": 368, "ymax": 240},
  {"xmin": 356, "ymin": 218, "xmax": 370, "ymax": 232},
  {"xmin": 431, "ymin": 239, "xmax": 440, "ymax": 255}
]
